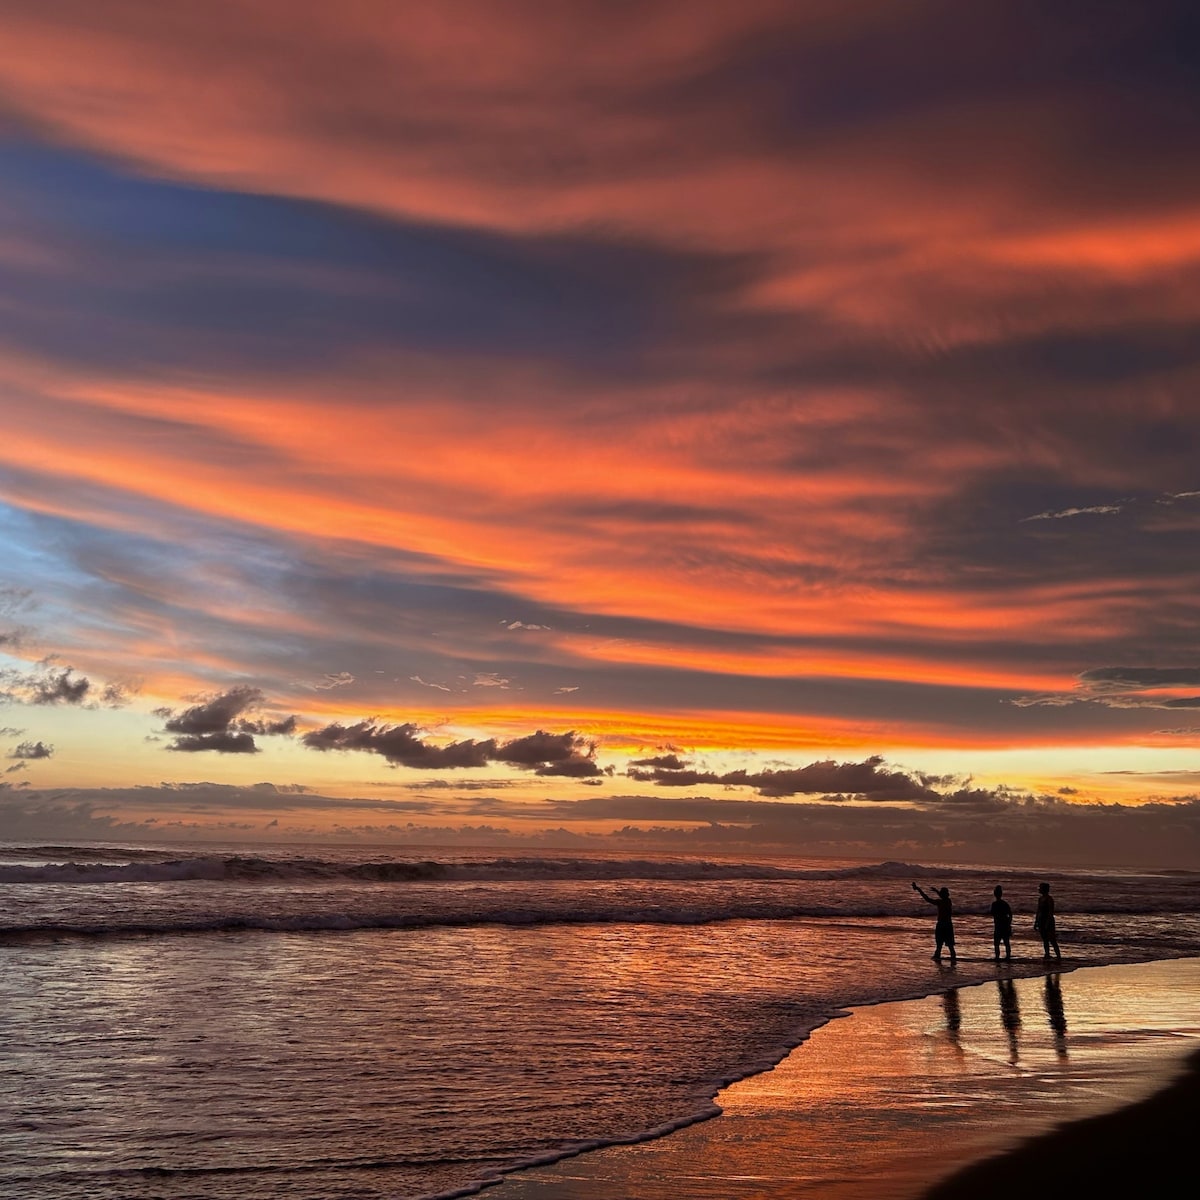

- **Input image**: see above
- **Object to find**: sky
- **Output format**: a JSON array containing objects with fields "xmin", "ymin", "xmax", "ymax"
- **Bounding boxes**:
[{"xmin": 1, "ymin": 1, "xmax": 1199, "ymax": 864}]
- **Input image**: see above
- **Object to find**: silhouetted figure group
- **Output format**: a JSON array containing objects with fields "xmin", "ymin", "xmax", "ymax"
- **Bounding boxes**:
[{"xmin": 911, "ymin": 880, "xmax": 1062, "ymax": 963}]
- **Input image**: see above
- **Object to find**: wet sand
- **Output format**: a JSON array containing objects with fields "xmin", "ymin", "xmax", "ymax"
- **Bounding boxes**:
[
  {"xmin": 490, "ymin": 958, "xmax": 1200, "ymax": 1199},
  {"xmin": 924, "ymin": 1040, "xmax": 1200, "ymax": 1198}
]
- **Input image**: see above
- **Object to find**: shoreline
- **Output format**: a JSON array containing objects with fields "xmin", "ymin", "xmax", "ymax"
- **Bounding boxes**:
[
  {"xmin": 486, "ymin": 956, "xmax": 1200, "ymax": 1200},
  {"xmin": 445, "ymin": 955, "xmax": 1087, "ymax": 1200}
]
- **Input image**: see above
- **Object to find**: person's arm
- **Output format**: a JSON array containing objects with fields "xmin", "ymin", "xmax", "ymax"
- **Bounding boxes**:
[{"xmin": 911, "ymin": 882, "xmax": 935, "ymax": 904}]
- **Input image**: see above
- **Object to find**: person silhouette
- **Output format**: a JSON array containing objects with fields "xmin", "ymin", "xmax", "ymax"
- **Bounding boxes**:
[
  {"xmin": 912, "ymin": 882, "xmax": 957, "ymax": 963},
  {"xmin": 1034, "ymin": 881, "xmax": 1061, "ymax": 960},
  {"xmin": 990, "ymin": 885, "xmax": 1013, "ymax": 961}
]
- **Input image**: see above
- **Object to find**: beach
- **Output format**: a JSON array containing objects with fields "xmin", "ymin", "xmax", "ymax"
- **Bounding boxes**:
[
  {"xmin": 491, "ymin": 958, "xmax": 1200, "ymax": 1200},
  {"xmin": 3, "ymin": 846, "xmax": 1199, "ymax": 1199},
  {"xmin": 6, "ymin": 5, "xmax": 1200, "ymax": 1194}
]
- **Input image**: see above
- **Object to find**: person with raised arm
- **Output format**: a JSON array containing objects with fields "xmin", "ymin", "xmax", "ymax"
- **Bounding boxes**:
[{"xmin": 912, "ymin": 881, "xmax": 957, "ymax": 963}]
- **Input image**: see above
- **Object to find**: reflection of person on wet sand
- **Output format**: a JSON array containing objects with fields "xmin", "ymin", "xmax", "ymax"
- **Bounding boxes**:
[
  {"xmin": 942, "ymin": 988, "xmax": 962, "ymax": 1045},
  {"xmin": 1044, "ymin": 973, "xmax": 1067, "ymax": 1057},
  {"xmin": 996, "ymin": 977, "xmax": 1021, "ymax": 1062},
  {"xmin": 990, "ymin": 885, "xmax": 1013, "ymax": 961},
  {"xmin": 912, "ymin": 882, "xmax": 957, "ymax": 963},
  {"xmin": 1034, "ymin": 881, "xmax": 1062, "ymax": 960}
]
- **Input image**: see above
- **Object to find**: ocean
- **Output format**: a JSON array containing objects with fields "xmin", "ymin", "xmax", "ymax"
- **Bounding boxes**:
[{"xmin": 2, "ymin": 843, "xmax": 1198, "ymax": 1199}]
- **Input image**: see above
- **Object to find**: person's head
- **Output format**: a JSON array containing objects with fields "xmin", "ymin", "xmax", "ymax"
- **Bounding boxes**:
[
  {"xmin": 994, "ymin": 886, "xmax": 1003, "ymax": 898},
  {"xmin": 1039, "ymin": 881, "xmax": 1050, "ymax": 894},
  {"xmin": 938, "ymin": 887, "xmax": 950, "ymax": 899}
]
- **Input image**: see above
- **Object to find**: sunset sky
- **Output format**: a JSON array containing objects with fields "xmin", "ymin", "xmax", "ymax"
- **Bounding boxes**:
[{"xmin": 2, "ymin": 1, "xmax": 1199, "ymax": 862}]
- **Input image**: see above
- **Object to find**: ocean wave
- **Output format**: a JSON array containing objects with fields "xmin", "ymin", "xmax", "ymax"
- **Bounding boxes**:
[
  {"xmin": 0, "ymin": 853, "xmax": 949, "ymax": 887},
  {"xmin": 0, "ymin": 899, "xmax": 865, "ymax": 942},
  {"xmin": 5, "ymin": 903, "xmax": 1200, "ymax": 946},
  {"xmin": 0, "ymin": 856, "xmax": 452, "ymax": 885},
  {"xmin": 2, "ymin": 851, "xmax": 1198, "ymax": 892},
  {"xmin": 0, "ymin": 843, "xmax": 184, "ymax": 862}
]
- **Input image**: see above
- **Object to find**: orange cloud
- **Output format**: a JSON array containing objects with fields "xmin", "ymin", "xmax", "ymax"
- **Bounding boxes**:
[{"xmin": 3, "ymin": 0, "xmax": 1200, "ymax": 807}]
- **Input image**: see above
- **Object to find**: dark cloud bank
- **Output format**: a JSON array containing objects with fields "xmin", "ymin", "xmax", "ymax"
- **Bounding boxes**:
[
  {"xmin": 302, "ymin": 721, "xmax": 604, "ymax": 778},
  {"xmin": 627, "ymin": 754, "xmax": 936, "ymax": 799},
  {"xmin": 149, "ymin": 686, "xmax": 602, "ymax": 775},
  {"xmin": 8, "ymin": 740, "xmax": 53, "ymax": 760},
  {"xmin": 4, "ymin": 774, "xmax": 1200, "ymax": 868},
  {"xmin": 0, "ymin": 662, "xmax": 132, "ymax": 709},
  {"xmin": 155, "ymin": 686, "xmax": 297, "ymax": 753}
]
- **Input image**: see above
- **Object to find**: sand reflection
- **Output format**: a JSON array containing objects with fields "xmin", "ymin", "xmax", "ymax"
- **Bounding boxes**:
[
  {"xmin": 996, "ymin": 977, "xmax": 1022, "ymax": 1062},
  {"xmin": 1043, "ymin": 974, "xmax": 1068, "ymax": 1058}
]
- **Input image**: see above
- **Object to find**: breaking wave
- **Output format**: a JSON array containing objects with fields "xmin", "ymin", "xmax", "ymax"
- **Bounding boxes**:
[{"xmin": 0, "ymin": 852, "xmax": 956, "ymax": 887}]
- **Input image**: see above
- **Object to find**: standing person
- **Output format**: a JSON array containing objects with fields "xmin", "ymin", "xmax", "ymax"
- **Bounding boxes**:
[
  {"xmin": 912, "ymin": 882, "xmax": 957, "ymax": 963},
  {"xmin": 990, "ymin": 885, "xmax": 1013, "ymax": 961},
  {"xmin": 1034, "ymin": 881, "xmax": 1062, "ymax": 960}
]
